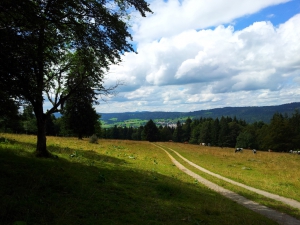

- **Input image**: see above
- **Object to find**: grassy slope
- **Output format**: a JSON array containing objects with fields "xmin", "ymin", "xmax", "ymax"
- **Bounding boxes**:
[
  {"xmin": 1, "ymin": 134, "xmax": 279, "ymax": 225},
  {"xmin": 157, "ymin": 142, "xmax": 300, "ymax": 202},
  {"xmin": 157, "ymin": 142, "xmax": 300, "ymax": 219}
]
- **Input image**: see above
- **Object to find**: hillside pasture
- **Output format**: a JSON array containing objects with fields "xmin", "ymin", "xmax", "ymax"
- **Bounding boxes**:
[
  {"xmin": 157, "ymin": 142, "xmax": 300, "ymax": 218},
  {"xmin": 0, "ymin": 133, "xmax": 296, "ymax": 225},
  {"xmin": 159, "ymin": 142, "xmax": 300, "ymax": 202},
  {"xmin": 101, "ymin": 118, "xmax": 148, "ymax": 128}
]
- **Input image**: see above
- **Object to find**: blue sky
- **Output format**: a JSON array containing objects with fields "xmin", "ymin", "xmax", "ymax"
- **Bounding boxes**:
[
  {"xmin": 91, "ymin": 0, "xmax": 300, "ymax": 113},
  {"xmin": 233, "ymin": 0, "xmax": 300, "ymax": 30}
]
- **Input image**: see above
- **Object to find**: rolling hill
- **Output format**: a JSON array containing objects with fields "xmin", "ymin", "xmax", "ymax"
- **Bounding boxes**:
[{"xmin": 99, "ymin": 102, "xmax": 300, "ymax": 127}]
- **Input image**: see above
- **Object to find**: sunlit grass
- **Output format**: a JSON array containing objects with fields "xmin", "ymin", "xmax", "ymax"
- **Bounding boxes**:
[
  {"xmin": 158, "ymin": 142, "xmax": 300, "ymax": 202},
  {"xmin": 158, "ymin": 143, "xmax": 300, "ymax": 220},
  {"xmin": 0, "ymin": 133, "xmax": 280, "ymax": 225}
]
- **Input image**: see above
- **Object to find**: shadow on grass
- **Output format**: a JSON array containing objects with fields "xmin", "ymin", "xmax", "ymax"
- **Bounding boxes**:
[
  {"xmin": 1, "ymin": 137, "xmax": 128, "ymax": 166},
  {"xmin": 0, "ymin": 140, "xmax": 278, "ymax": 225},
  {"xmin": 48, "ymin": 144, "xmax": 128, "ymax": 165}
]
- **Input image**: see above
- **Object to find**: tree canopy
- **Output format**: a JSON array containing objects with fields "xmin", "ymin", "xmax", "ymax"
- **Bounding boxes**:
[{"xmin": 0, "ymin": 0, "xmax": 152, "ymax": 157}]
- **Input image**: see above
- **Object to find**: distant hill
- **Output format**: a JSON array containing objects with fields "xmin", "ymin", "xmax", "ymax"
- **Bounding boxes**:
[{"xmin": 99, "ymin": 102, "xmax": 300, "ymax": 127}]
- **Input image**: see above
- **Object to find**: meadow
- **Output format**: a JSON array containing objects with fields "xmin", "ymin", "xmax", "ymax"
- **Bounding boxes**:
[
  {"xmin": 101, "ymin": 119, "xmax": 148, "ymax": 128},
  {"xmin": 1, "ymin": 133, "xmax": 299, "ymax": 225},
  {"xmin": 156, "ymin": 142, "xmax": 300, "ymax": 219},
  {"xmin": 100, "ymin": 117, "xmax": 191, "ymax": 128}
]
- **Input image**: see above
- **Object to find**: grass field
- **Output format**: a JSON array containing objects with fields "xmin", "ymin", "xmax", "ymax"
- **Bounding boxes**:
[
  {"xmin": 156, "ymin": 142, "xmax": 300, "ymax": 220},
  {"xmin": 1, "ymin": 133, "xmax": 298, "ymax": 225},
  {"xmin": 101, "ymin": 119, "xmax": 148, "ymax": 128},
  {"xmin": 100, "ymin": 116, "xmax": 192, "ymax": 128}
]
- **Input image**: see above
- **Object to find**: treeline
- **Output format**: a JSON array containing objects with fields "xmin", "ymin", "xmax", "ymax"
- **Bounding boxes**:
[
  {"xmin": 1, "ymin": 105, "xmax": 300, "ymax": 152},
  {"xmin": 102, "ymin": 111, "xmax": 300, "ymax": 152},
  {"xmin": 0, "ymin": 105, "xmax": 100, "ymax": 139}
]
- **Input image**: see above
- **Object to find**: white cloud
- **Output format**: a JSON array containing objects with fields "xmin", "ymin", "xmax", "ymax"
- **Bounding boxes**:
[
  {"xmin": 99, "ymin": 1, "xmax": 300, "ymax": 113},
  {"xmin": 124, "ymin": 86, "xmax": 156, "ymax": 100},
  {"xmin": 132, "ymin": 0, "xmax": 290, "ymax": 43}
]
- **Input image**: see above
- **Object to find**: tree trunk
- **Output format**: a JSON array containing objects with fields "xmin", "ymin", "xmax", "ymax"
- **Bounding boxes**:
[{"xmin": 34, "ymin": 104, "xmax": 52, "ymax": 157}]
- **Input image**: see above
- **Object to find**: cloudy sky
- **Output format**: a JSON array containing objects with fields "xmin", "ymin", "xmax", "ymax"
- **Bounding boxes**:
[{"xmin": 97, "ymin": 0, "xmax": 300, "ymax": 113}]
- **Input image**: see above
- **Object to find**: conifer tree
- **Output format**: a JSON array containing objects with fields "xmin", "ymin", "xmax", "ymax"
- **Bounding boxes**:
[
  {"xmin": 173, "ymin": 121, "xmax": 183, "ymax": 142},
  {"xmin": 182, "ymin": 117, "xmax": 192, "ymax": 142},
  {"xmin": 142, "ymin": 119, "xmax": 159, "ymax": 142},
  {"xmin": 199, "ymin": 120, "xmax": 212, "ymax": 145},
  {"xmin": 61, "ymin": 80, "xmax": 100, "ymax": 139},
  {"xmin": 210, "ymin": 118, "xmax": 220, "ymax": 146},
  {"xmin": 218, "ymin": 117, "xmax": 230, "ymax": 147}
]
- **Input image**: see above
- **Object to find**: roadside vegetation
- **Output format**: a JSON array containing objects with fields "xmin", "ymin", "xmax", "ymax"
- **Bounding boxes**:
[{"xmin": 0, "ymin": 134, "xmax": 281, "ymax": 225}]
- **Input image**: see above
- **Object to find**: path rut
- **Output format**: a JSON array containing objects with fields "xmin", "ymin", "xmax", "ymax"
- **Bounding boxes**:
[{"xmin": 153, "ymin": 143, "xmax": 300, "ymax": 225}]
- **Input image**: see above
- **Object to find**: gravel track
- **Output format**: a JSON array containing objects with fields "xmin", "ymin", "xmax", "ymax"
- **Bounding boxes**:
[{"xmin": 153, "ymin": 143, "xmax": 300, "ymax": 225}]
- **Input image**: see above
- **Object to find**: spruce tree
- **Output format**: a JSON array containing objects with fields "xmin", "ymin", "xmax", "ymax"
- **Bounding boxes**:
[
  {"xmin": 173, "ymin": 121, "xmax": 183, "ymax": 142},
  {"xmin": 218, "ymin": 117, "xmax": 230, "ymax": 147},
  {"xmin": 61, "ymin": 80, "xmax": 100, "ymax": 139},
  {"xmin": 143, "ymin": 119, "xmax": 159, "ymax": 142}
]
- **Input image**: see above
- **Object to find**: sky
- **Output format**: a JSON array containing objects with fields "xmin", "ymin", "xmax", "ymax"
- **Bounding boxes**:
[{"xmin": 96, "ymin": 0, "xmax": 300, "ymax": 113}]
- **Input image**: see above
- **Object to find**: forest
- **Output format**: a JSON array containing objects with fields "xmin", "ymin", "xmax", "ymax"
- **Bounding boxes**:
[
  {"xmin": 100, "ymin": 102, "xmax": 300, "ymax": 124},
  {"xmin": 1, "ymin": 103, "xmax": 300, "ymax": 152},
  {"xmin": 101, "ymin": 111, "xmax": 300, "ymax": 152}
]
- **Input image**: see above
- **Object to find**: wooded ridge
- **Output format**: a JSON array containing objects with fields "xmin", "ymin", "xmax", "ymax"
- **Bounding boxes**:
[{"xmin": 99, "ymin": 102, "xmax": 300, "ymax": 126}]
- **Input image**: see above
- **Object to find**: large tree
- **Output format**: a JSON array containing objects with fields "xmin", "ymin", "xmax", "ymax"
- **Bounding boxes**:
[{"xmin": 0, "ymin": 0, "xmax": 151, "ymax": 157}]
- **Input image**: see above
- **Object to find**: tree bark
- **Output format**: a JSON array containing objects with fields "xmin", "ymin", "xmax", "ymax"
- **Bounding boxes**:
[
  {"xmin": 35, "ymin": 113, "xmax": 50, "ymax": 157},
  {"xmin": 34, "ymin": 101, "xmax": 52, "ymax": 157}
]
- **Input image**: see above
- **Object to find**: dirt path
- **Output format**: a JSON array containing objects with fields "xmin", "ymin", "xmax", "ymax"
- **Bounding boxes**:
[{"xmin": 153, "ymin": 143, "xmax": 300, "ymax": 225}]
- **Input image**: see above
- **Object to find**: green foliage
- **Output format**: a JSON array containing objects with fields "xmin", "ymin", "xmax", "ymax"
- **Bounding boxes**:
[
  {"xmin": 182, "ymin": 117, "xmax": 192, "ymax": 142},
  {"xmin": 61, "ymin": 80, "xmax": 100, "ymax": 139},
  {"xmin": 100, "ymin": 110, "xmax": 300, "ymax": 151},
  {"xmin": 142, "ymin": 119, "xmax": 159, "ymax": 142},
  {"xmin": 21, "ymin": 105, "xmax": 37, "ymax": 134},
  {"xmin": 218, "ymin": 117, "xmax": 230, "ymax": 147},
  {"xmin": 236, "ymin": 131, "xmax": 255, "ymax": 149},
  {"xmin": 199, "ymin": 120, "xmax": 212, "ymax": 144},
  {"xmin": 159, "ymin": 126, "xmax": 173, "ymax": 141},
  {"xmin": 261, "ymin": 113, "xmax": 293, "ymax": 151},
  {"xmin": 0, "ymin": 0, "xmax": 152, "ymax": 156},
  {"xmin": 0, "ymin": 91, "xmax": 21, "ymax": 133},
  {"xmin": 173, "ymin": 121, "xmax": 183, "ymax": 142}
]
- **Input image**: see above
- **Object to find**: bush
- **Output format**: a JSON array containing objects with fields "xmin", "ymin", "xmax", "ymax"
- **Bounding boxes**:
[{"xmin": 89, "ymin": 134, "xmax": 98, "ymax": 144}]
